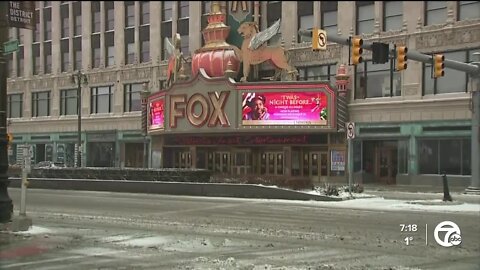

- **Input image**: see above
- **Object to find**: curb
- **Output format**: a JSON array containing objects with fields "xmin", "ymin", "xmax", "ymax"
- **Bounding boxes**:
[{"xmin": 7, "ymin": 178, "xmax": 343, "ymax": 202}]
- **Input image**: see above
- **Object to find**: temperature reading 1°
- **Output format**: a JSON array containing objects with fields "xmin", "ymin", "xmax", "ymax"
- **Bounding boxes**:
[{"xmin": 404, "ymin": 236, "xmax": 413, "ymax": 245}]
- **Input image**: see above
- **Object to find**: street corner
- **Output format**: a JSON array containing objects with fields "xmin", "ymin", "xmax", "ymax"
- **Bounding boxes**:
[
  {"xmin": 0, "ymin": 225, "xmax": 75, "ymax": 263},
  {"xmin": 0, "ymin": 215, "xmax": 33, "ymax": 233},
  {"xmin": 405, "ymin": 200, "xmax": 468, "ymax": 206}
]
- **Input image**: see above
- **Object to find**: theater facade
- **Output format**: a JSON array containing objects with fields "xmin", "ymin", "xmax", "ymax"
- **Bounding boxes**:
[{"xmin": 147, "ymin": 70, "xmax": 347, "ymax": 183}]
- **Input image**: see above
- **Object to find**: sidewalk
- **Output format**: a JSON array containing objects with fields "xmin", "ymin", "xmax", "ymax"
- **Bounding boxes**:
[{"xmin": 361, "ymin": 184, "xmax": 480, "ymax": 204}]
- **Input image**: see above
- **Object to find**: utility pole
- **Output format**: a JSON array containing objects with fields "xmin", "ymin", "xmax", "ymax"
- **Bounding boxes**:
[
  {"xmin": 0, "ymin": 2, "xmax": 13, "ymax": 223},
  {"xmin": 141, "ymin": 83, "xmax": 150, "ymax": 168},
  {"xmin": 466, "ymin": 53, "xmax": 480, "ymax": 194},
  {"xmin": 71, "ymin": 71, "xmax": 88, "ymax": 168}
]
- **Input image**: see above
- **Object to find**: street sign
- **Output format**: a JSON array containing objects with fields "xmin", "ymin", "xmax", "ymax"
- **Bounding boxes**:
[
  {"xmin": 3, "ymin": 40, "xmax": 19, "ymax": 55},
  {"xmin": 7, "ymin": 1, "xmax": 36, "ymax": 30},
  {"xmin": 312, "ymin": 28, "xmax": 327, "ymax": 51},
  {"xmin": 346, "ymin": 122, "xmax": 355, "ymax": 139}
]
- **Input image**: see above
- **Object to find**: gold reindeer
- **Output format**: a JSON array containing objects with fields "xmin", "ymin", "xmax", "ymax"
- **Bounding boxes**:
[{"xmin": 237, "ymin": 19, "xmax": 298, "ymax": 82}]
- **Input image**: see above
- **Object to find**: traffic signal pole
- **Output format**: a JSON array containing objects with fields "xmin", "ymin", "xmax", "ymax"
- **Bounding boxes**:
[
  {"xmin": 299, "ymin": 30, "xmax": 480, "ymax": 194},
  {"xmin": 0, "ymin": 2, "xmax": 13, "ymax": 223}
]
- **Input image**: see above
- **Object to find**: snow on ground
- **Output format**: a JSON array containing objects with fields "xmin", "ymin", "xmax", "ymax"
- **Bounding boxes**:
[
  {"xmin": 268, "ymin": 196, "xmax": 480, "ymax": 214},
  {"xmin": 14, "ymin": 225, "xmax": 51, "ymax": 235}
]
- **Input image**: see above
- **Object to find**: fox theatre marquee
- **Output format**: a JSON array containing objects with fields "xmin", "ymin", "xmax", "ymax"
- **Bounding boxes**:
[{"xmin": 147, "ymin": 71, "xmax": 345, "ymax": 183}]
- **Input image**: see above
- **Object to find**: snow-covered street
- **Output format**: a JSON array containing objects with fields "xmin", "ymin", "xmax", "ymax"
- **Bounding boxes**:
[{"xmin": 1, "ymin": 188, "xmax": 479, "ymax": 270}]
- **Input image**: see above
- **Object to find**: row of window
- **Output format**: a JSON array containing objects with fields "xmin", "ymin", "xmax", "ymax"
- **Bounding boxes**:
[
  {"xmin": 9, "ymin": 1, "xmax": 190, "ymax": 76},
  {"xmin": 24, "ymin": 1, "xmax": 480, "ymax": 44},
  {"xmin": 7, "ymin": 83, "xmax": 150, "ymax": 118},
  {"xmin": 419, "ymin": 138, "xmax": 471, "ymax": 175}
]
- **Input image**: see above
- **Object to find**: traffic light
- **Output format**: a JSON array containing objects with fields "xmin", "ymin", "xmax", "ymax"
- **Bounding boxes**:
[
  {"xmin": 396, "ymin": 46, "xmax": 408, "ymax": 71},
  {"xmin": 433, "ymin": 54, "xmax": 445, "ymax": 78},
  {"xmin": 351, "ymin": 37, "xmax": 363, "ymax": 65},
  {"xmin": 7, "ymin": 133, "xmax": 13, "ymax": 144}
]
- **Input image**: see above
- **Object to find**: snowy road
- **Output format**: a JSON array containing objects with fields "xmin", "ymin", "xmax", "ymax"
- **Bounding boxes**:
[{"xmin": 1, "ymin": 188, "xmax": 479, "ymax": 270}]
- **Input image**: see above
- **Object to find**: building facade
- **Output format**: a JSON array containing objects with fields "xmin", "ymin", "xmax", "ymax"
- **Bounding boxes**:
[{"xmin": 5, "ymin": 1, "xmax": 480, "ymax": 186}]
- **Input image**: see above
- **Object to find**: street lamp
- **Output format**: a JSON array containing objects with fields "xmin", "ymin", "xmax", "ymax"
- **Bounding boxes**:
[
  {"xmin": 141, "ymin": 82, "xmax": 151, "ymax": 168},
  {"xmin": 71, "ymin": 70, "xmax": 88, "ymax": 168}
]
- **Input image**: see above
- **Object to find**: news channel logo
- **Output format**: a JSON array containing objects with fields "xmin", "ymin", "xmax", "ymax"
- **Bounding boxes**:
[{"xmin": 434, "ymin": 221, "xmax": 462, "ymax": 247}]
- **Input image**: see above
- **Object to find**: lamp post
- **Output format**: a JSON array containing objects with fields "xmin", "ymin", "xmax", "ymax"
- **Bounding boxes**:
[
  {"xmin": 141, "ymin": 82, "xmax": 151, "ymax": 168},
  {"xmin": 71, "ymin": 70, "xmax": 88, "ymax": 168}
]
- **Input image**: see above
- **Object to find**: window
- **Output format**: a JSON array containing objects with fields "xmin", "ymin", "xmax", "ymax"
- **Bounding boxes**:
[
  {"xmin": 159, "ymin": 80, "xmax": 166, "ymax": 90},
  {"xmin": 162, "ymin": 1, "xmax": 173, "ymax": 21},
  {"xmin": 458, "ymin": 1, "xmax": 480, "ymax": 20},
  {"xmin": 266, "ymin": 1, "xmax": 282, "ymax": 45},
  {"xmin": 298, "ymin": 2, "xmax": 314, "ymax": 43},
  {"xmin": 161, "ymin": 21, "xmax": 172, "ymax": 60},
  {"xmin": 355, "ymin": 61, "xmax": 402, "ymax": 99},
  {"xmin": 74, "ymin": 5, "xmax": 82, "ymax": 36},
  {"xmin": 124, "ymin": 83, "xmax": 143, "ymax": 112},
  {"xmin": 356, "ymin": 1, "xmax": 375, "ymax": 35},
  {"xmin": 33, "ymin": 44, "xmax": 40, "ymax": 75},
  {"xmin": 8, "ymin": 28, "xmax": 14, "ymax": 40},
  {"xmin": 141, "ymin": 1, "xmax": 150, "ymax": 25},
  {"xmin": 140, "ymin": 26, "xmax": 150, "ymax": 63},
  {"xmin": 106, "ymin": 32, "xmax": 115, "ymax": 66},
  {"xmin": 91, "ymin": 86, "xmax": 113, "ymax": 114},
  {"xmin": 44, "ymin": 7, "xmax": 52, "ymax": 41},
  {"xmin": 321, "ymin": 2, "xmax": 338, "ymax": 38},
  {"xmin": 32, "ymin": 91, "xmax": 50, "ymax": 117},
  {"xmin": 425, "ymin": 1, "xmax": 447, "ymax": 25},
  {"xmin": 44, "ymin": 42, "xmax": 52, "ymax": 74},
  {"xmin": 7, "ymin": 54, "xmax": 13, "ymax": 78},
  {"xmin": 125, "ymin": 1, "xmax": 135, "ymax": 27},
  {"xmin": 423, "ymin": 49, "xmax": 474, "ymax": 95},
  {"xmin": 92, "ymin": 34, "xmax": 101, "ymax": 68},
  {"xmin": 179, "ymin": 1, "xmax": 189, "ymax": 18},
  {"xmin": 44, "ymin": 1, "xmax": 51, "ymax": 7},
  {"xmin": 419, "ymin": 139, "xmax": 471, "ymax": 175},
  {"xmin": 18, "ymin": 29, "xmax": 24, "ymax": 45},
  {"xmin": 298, "ymin": 64, "xmax": 337, "ymax": 82},
  {"xmin": 61, "ymin": 4, "xmax": 69, "ymax": 38},
  {"xmin": 125, "ymin": 28, "xmax": 135, "ymax": 64},
  {"xmin": 34, "ymin": 10, "xmax": 40, "ymax": 42},
  {"xmin": 383, "ymin": 1, "xmax": 403, "ymax": 31},
  {"xmin": 17, "ymin": 45, "xmax": 24, "ymax": 77},
  {"xmin": 60, "ymin": 89, "xmax": 78, "ymax": 115},
  {"xmin": 7, "ymin": 94, "xmax": 23, "ymax": 118},
  {"xmin": 201, "ymin": 1, "xmax": 211, "ymax": 31},
  {"xmin": 105, "ymin": 2, "xmax": 115, "ymax": 31},
  {"xmin": 61, "ymin": 39, "xmax": 69, "ymax": 72},
  {"xmin": 178, "ymin": 14, "xmax": 189, "ymax": 56},
  {"xmin": 73, "ymin": 37, "xmax": 82, "ymax": 70},
  {"xmin": 92, "ymin": 2, "xmax": 101, "ymax": 33}
]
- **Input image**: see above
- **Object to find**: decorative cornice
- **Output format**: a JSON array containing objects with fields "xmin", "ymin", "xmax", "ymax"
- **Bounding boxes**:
[
  {"xmin": 287, "ymin": 44, "xmax": 342, "ymax": 66},
  {"xmin": 414, "ymin": 22, "xmax": 480, "ymax": 51}
]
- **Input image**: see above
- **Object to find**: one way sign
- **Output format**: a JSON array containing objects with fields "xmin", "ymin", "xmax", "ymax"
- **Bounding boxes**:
[{"xmin": 346, "ymin": 122, "xmax": 355, "ymax": 139}]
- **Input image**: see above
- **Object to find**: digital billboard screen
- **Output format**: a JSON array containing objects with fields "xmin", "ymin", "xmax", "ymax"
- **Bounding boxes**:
[
  {"xmin": 149, "ymin": 98, "xmax": 165, "ymax": 129},
  {"xmin": 242, "ymin": 92, "xmax": 328, "ymax": 126}
]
